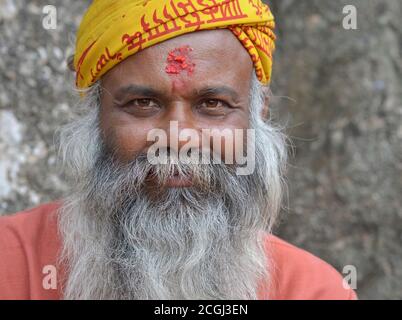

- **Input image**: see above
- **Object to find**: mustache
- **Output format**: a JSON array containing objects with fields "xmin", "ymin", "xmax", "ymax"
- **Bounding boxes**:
[
  {"xmin": 82, "ymin": 144, "xmax": 260, "ymax": 214},
  {"xmin": 93, "ymin": 146, "xmax": 242, "ymax": 194}
]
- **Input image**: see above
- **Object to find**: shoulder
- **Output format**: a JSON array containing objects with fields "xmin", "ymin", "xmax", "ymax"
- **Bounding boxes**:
[
  {"xmin": 0, "ymin": 201, "xmax": 61, "ymax": 247},
  {"xmin": 264, "ymin": 234, "xmax": 358, "ymax": 300},
  {"xmin": 0, "ymin": 201, "xmax": 62, "ymax": 299}
]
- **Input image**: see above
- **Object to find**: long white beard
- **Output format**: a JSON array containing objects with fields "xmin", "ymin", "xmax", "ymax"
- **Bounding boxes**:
[{"xmin": 57, "ymin": 75, "xmax": 288, "ymax": 300}]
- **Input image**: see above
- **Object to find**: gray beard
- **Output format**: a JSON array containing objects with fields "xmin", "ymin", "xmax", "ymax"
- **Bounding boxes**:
[
  {"xmin": 59, "ymin": 150, "xmax": 271, "ymax": 299},
  {"xmin": 56, "ymin": 76, "xmax": 288, "ymax": 300}
]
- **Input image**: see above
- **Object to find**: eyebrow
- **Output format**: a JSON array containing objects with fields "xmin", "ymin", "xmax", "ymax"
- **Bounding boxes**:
[
  {"xmin": 195, "ymin": 86, "xmax": 240, "ymax": 102},
  {"xmin": 113, "ymin": 84, "xmax": 163, "ymax": 101},
  {"xmin": 113, "ymin": 84, "xmax": 240, "ymax": 103}
]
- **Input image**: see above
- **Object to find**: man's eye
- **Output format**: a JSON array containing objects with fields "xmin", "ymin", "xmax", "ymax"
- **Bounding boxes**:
[
  {"xmin": 127, "ymin": 98, "xmax": 159, "ymax": 109},
  {"xmin": 199, "ymin": 99, "xmax": 230, "ymax": 113},
  {"xmin": 120, "ymin": 98, "xmax": 161, "ymax": 117},
  {"xmin": 205, "ymin": 100, "xmax": 222, "ymax": 108}
]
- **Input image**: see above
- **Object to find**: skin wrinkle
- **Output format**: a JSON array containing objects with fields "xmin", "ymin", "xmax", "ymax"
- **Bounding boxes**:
[{"xmin": 56, "ymin": 30, "xmax": 289, "ymax": 299}]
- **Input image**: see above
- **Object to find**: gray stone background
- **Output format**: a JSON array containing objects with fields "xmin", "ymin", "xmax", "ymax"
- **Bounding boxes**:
[{"xmin": 0, "ymin": 0, "xmax": 401, "ymax": 299}]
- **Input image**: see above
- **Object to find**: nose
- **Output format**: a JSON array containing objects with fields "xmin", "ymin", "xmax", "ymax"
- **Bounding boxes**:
[{"xmin": 161, "ymin": 102, "xmax": 201, "ymax": 154}]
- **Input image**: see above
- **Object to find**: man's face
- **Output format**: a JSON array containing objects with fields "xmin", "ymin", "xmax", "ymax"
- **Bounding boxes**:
[
  {"xmin": 99, "ymin": 29, "xmax": 254, "ymax": 168},
  {"xmin": 59, "ymin": 29, "xmax": 286, "ymax": 300}
]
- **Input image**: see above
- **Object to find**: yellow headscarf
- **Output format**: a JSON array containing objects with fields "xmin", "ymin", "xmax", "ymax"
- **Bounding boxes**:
[{"xmin": 73, "ymin": 0, "xmax": 276, "ymax": 89}]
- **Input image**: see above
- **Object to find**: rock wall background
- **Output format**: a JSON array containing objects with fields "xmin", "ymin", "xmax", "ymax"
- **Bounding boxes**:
[{"xmin": 0, "ymin": 0, "xmax": 401, "ymax": 299}]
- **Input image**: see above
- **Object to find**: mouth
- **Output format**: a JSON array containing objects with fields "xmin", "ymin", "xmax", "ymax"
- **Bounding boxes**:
[
  {"xmin": 145, "ymin": 168, "xmax": 194, "ymax": 188},
  {"xmin": 165, "ymin": 169, "xmax": 193, "ymax": 188}
]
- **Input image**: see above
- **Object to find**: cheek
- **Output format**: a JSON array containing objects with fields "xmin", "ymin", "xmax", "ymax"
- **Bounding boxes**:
[
  {"xmin": 200, "ymin": 114, "xmax": 250, "ymax": 163},
  {"xmin": 207, "ymin": 130, "xmax": 246, "ymax": 164},
  {"xmin": 102, "ymin": 119, "xmax": 155, "ymax": 162}
]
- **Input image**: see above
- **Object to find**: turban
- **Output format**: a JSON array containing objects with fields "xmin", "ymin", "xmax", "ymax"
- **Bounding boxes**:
[{"xmin": 73, "ymin": 0, "xmax": 276, "ymax": 90}]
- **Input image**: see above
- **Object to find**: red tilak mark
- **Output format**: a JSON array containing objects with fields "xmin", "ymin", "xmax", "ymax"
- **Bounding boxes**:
[{"xmin": 165, "ymin": 46, "xmax": 195, "ymax": 76}]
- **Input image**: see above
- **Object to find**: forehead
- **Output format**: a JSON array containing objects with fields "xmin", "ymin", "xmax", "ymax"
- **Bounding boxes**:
[{"xmin": 101, "ymin": 29, "xmax": 254, "ymax": 93}]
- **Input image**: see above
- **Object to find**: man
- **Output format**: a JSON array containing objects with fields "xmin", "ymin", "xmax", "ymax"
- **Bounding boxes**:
[{"xmin": 0, "ymin": 0, "xmax": 357, "ymax": 300}]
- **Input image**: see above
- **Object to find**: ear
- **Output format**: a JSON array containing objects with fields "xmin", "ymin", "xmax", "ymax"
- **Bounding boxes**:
[
  {"xmin": 67, "ymin": 54, "xmax": 75, "ymax": 71},
  {"xmin": 260, "ymin": 87, "xmax": 270, "ymax": 120}
]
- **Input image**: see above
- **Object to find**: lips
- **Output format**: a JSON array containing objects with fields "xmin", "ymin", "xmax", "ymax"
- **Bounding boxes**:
[
  {"xmin": 145, "ymin": 168, "xmax": 194, "ymax": 188},
  {"xmin": 166, "ymin": 169, "xmax": 193, "ymax": 187}
]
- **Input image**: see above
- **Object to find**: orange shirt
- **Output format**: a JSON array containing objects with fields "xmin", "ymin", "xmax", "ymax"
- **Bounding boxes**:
[{"xmin": 0, "ymin": 202, "xmax": 357, "ymax": 300}]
